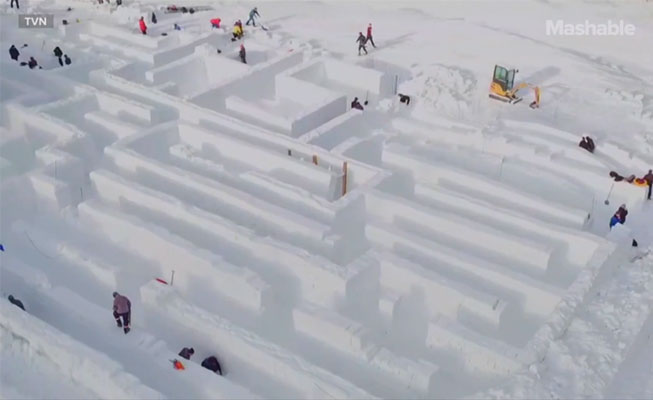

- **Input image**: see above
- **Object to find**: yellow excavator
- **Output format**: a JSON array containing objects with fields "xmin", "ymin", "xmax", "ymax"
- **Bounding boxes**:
[{"xmin": 489, "ymin": 65, "xmax": 540, "ymax": 108}]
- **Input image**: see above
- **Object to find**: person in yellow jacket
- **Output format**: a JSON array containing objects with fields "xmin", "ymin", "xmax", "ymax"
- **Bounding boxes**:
[{"xmin": 232, "ymin": 21, "xmax": 243, "ymax": 40}]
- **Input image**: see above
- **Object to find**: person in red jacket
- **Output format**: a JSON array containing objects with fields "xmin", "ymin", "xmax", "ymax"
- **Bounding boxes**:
[
  {"xmin": 211, "ymin": 18, "xmax": 221, "ymax": 29},
  {"xmin": 366, "ymin": 23, "xmax": 376, "ymax": 48},
  {"xmin": 139, "ymin": 16, "xmax": 147, "ymax": 35}
]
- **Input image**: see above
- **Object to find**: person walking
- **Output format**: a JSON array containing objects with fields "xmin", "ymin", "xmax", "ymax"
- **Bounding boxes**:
[
  {"xmin": 366, "ymin": 23, "xmax": 376, "ymax": 48},
  {"xmin": 10, "ymin": 0, "xmax": 19, "ymax": 9},
  {"xmin": 112, "ymin": 292, "xmax": 131, "ymax": 334},
  {"xmin": 356, "ymin": 32, "xmax": 368, "ymax": 55},
  {"xmin": 178, "ymin": 347, "xmax": 195, "ymax": 360},
  {"xmin": 139, "ymin": 17, "xmax": 147, "ymax": 35}
]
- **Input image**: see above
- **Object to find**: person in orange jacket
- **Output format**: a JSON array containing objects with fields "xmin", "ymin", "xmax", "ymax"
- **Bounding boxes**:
[{"xmin": 139, "ymin": 16, "xmax": 147, "ymax": 35}]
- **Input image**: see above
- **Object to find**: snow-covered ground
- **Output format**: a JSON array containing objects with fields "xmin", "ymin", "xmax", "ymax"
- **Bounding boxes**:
[{"xmin": 1, "ymin": 0, "xmax": 652, "ymax": 398}]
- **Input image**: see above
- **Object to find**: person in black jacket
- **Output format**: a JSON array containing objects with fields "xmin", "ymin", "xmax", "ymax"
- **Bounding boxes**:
[
  {"xmin": 178, "ymin": 347, "xmax": 195, "ymax": 360},
  {"xmin": 9, "ymin": 45, "xmax": 20, "ymax": 61},
  {"xmin": 53, "ymin": 46, "xmax": 63, "ymax": 58},
  {"xmin": 201, "ymin": 356, "xmax": 222, "ymax": 375},
  {"xmin": 8, "ymin": 295, "xmax": 25, "ymax": 311},
  {"xmin": 64, "ymin": 55, "xmax": 71, "ymax": 65}
]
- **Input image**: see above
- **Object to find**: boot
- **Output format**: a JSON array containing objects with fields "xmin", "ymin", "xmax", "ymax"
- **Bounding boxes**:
[
  {"xmin": 124, "ymin": 326, "xmax": 130, "ymax": 334},
  {"xmin": 116, "ymin": 319, "xmax": 122, "ymax": 328}
]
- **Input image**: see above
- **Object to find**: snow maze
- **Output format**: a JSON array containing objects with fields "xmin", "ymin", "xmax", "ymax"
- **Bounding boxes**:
[{"xmin": 1, "ymin": 4, "xmax": 651, "ymax": 399}]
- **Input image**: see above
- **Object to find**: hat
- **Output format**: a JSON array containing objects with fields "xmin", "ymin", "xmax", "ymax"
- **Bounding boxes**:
[
  {"xmin": 8, "ymin": 295, "xmax": 14, "ymax": 301},
  {"xmin": 113, "ymin": 292, "xmax": 118, "ymax": 298},
  {"xmin": 620, "ymin": 204, "xmax": 626, "ymax": 209},
  {"xmin": 189, "ymin": 348, "xmax": 195, "ymax": 354}
]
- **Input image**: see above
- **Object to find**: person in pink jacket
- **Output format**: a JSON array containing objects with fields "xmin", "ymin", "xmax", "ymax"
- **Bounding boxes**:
[
  {"xmin": 113, "ymin": 292, "xmax": 131, "ymax": 334},
  {"xmin": 139, "ymin": 17, "xmax": 147, "ymax": 35}
]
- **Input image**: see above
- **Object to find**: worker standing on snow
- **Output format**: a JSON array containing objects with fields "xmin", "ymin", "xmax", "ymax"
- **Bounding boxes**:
[
  {"xmin": 201, "ymin": 356, "xmax": 223, "ymax": 375},
  {"xmin": 609, "ymin": 204, "xmax": 628, "ymax": 229},
  {"xmin": 357, "ymin": 32, "xmax": 368, "ymax": 55},
  {"xmin": 10, "ymin": 0, "xmax": 19, "ymax": 9},
  {"xmin": 246, "ymin": 7, "xmax": 259, "ymax": 27},
  {"xmin": 239, "ymin": 44, "xmax": 247, "ymax": 64},
  {"xmin": 351, "ymin": 97, "xmax": 364, "ymax": 110},
  {"xmin": 178, "ymin": 347, "xmax": 195, "ymax": 360},
  {"xmin": 644, "ymin": 169, "xmax": 653, "ymax": 200},
  {"xmin": 233, "ymin": 21, "xmax": 243, "ymax": 40},
  {"xmin": 211, "ymin": 18, "xmax": 221, "ymax": 29},
  {"xmin": 9, "ymin": 45, "xmax": 19, "ymax": 61},
  {"xmin": 112, "ymin": 292, "xmax": 131, "ymax": 334},
  {"xmin": 366, "ymin": 23, "xmax": 376, "ymax": 48},
  {"xmin": 151, "ymin": 12, "xmax": 158, "ymax": 24},
  {"xmin": 8, "ymin": 295, "xmax": 25, "ymax": 311},
  {"xmin": 139, "ymin": 16, "xmax": 147, "ymax": 35}
]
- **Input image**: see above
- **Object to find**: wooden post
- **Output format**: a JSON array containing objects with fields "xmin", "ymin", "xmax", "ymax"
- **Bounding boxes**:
[
  {"xmin": 342, "ymin": 161, "xmax": 348, "ymax": 197},
  {"xmin": 170, "ymin": 270, "xmax": 175, "ymax": 286},
  {"xmin": 394, "ymin": 75, "xmax": 398, "ymax": 95},
  {"xmin": 312, "ymin": 155, "xmax": 318, "ymax": 165},
  {"xmin": 287, "ymin": 149, "xmax": 292, "ymax": 156}
]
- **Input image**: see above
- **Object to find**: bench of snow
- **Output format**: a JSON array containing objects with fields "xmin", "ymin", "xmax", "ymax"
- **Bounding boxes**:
[
  {"xmin": 383, "ymin": 143, "xmax": 589, "ymax": 229},
  {"xmin": 368, "ymin": 189, "xmax": 553, "ymax": 275},
  {"xmin": 98, "ymin": 151, "xmax": 340, "ymax": 258},
  {"xmin": 427, "ymin": 316, "xmax": 524, "ymax": 375},
  {"xmin": 366, "ymin": 221, "xmax": 563, "ymax": 318},
  {"xmin": 77, "ymin": 200, "xmax": 268, "ymax": 314},
  {"xmin": 293, "ymin": 302, "xmax": 439, "ymax": 394},
  {"xmin": 0, "ymin": 302, "xmax": 163, "ymax": 399},
  {"xmin": 378, "ymin": 252, "xmax": 505, "ymax": 329},
  {"xmin": 178, "ymin": 123, "xmax": 338, "ymax": 199},
  {"xmin": 141, "ymin": 282, "xmax": 373, "ymax": 399}
]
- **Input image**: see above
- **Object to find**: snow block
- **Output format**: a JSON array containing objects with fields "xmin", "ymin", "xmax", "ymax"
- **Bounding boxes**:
[
  {"xmin": 367, "ymin": 190, "xmax": 553, "ymax": 275},
  {"xmin": 0, "ymin": 302, "xmax": 162, "ymax": 399},
  {"xmin": 99, "ymin": 151, "xmax": 340, "ymax": 258},
  {"xmin": 85, "ymin": 111, "xmax": 141, "ymax": 138},
  {"xmin": 299, "ymin": 110, "xmax": 365, "ymax": 150},
  {"xmin": 427, "ymin": 316, "xmax": 524, "ymax": 375},
  {"xmin": 178, "ymin": 123, "xmax": 338, "ymax": 199},
  {"xmin": 414, "ymin": 183, "xmax": 602, "ymax": 267},
  {"xmin": 77, "ymin": 200, "xmax": 268, "ymax": 314},
  {"xmin": 95, "ymin": 91, "xmax": 156, "ymax": 124},
  {"xmin": 366, "ymin": 221, "xmax": 563, "ymax": 319},
  {"xmin": 29, "ymin": 173, "xmax": 72, "ymax": 211},
  {"xmin": 378, "ymin": 252, "xmax": 505, "ymax": 329},
  {"xmin": 294, "ymin": 302, "xmax": 438, "ymax": 394},
  {"xmin": 141, "ymin": 282, "xmax": 373, "ymax": 399},
  {"xmin": 383, "ymin": 143, "xmax": 588, "ymax": 229}
]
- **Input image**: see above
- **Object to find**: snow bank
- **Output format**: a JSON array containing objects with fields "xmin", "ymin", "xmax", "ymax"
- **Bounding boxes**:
[
  {"xmin": 368, "ymin": 190, "xmax": 554, "ymax": 275},
  {"xmin": 102, "ymin": 148, "xmax": 341, "ymax": 258},
  {"xmin": 383, "ymin": 143, "xmax": 589, "ymax": 228},
  {"xmin": 294, "ymin": 302, "xmax": 438, "ymax": 394},
  {"xmin": 77, "ymin": 200, "xmax": 269, "ymax": 314},
  {"xmin": 0, "ymin": 303, "xmax": 162, "ymax": 399},
  {"xmin": 378, "ymin": 252, "xmax": 505, "ymax": 329},
  {"xmin": 427, "ymin": 316, "xmax": 524, "ymax": 375},
  {"xmin": 414, "ymin": 183, "xmax": 601, "ymax": 268},
  {"xmin": 141, "ymin": 282, "xmax": 373, "ymax": 399},
  {"xmin": 366, "ymin": 221, "xmax": 562, "ymax": 320}
]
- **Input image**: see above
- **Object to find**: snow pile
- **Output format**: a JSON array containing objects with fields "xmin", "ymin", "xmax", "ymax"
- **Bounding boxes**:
[{"xmin": 0, "ymin": 302, "xmax": 162, "ymax": 400}]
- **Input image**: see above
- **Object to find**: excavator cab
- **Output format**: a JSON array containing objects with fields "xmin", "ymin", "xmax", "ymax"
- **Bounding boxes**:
[{"xmin": 489, "ymin": 65, "xmax": 522, "ymax": 103}]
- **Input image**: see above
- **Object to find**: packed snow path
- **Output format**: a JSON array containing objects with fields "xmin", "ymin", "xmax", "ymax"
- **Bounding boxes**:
[{"xmin": 1, "ymin": 0, "xmax": 652, "ymax": 398}]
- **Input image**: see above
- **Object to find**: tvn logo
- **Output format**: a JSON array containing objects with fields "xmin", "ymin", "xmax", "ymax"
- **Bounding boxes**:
[{"xmin": 18, "ymin": 14, "xmax": 54, "ymax": 28}]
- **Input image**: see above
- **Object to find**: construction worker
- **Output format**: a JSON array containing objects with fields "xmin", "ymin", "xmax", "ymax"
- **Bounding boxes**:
[
  {"xmin": 8, "ymin": 295, "xmax": 25, "ymax": 311},
  {"xmin": 233, "ymin": 22, "xmax": 243, "ymax": 40},
  {"xmin": 201, "ymin": 356, "xmax": 223, "ymax": 375},
  {"xmin": 356, "ymin": 32, "xmax": 368, "ymax": 56},
  {"xmin": 210, "ymin": 18, "xmax": 221, "ymax": 29},
  {"xmin": 351, "ymin": 97, "xmax": 364, "ymax": 110},
  {"xmin": 139, "ymin": 16, "xmax": 147, "ymax": 35},
  {"xmin": 366, "ymin": 23, "xmax": 376, "ymax": 48},
  {"xmin": 112, "ymin": 292, "xmax": 131, "ymax": 334},
  {"xmin": 10, "ymin": 0, "xmax": 19, "ymax": 9},
  {"xmin": 246, "ymin": 7, "xmax": 259, "ymax": 26},
  {"xmin": 178, "ymin": 347, "xmax": 195, "ymax": 360},
  {"xmin": 529, "ymin": 86, "xmax": 540, "ymax": 109},
  {"xmin": 239, "ymin": 44, "xmax": 247, "ymax": 64},
  {"xmin": 9, "ymin": 45, "xmax": 19, "ymax": 61},
  {"xmin": 644, "ymin": 169, "xmax": 653, "ymax": 200}
]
